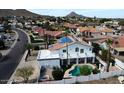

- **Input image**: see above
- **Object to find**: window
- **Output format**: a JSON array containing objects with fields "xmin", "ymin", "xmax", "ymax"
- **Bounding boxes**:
[
  {"xmin": 75, "ymin": 47, "xmax": 79, "ymax": 52},
  {"xmin": 80, "ymin": 49, "xmax": 84, "ymax": 53},
  {"xmin": 89, "ymin": 48, "xmax": 92, "ymax": 51},
  {"xmin": 63, "ymin": 50, "xmax": 66, "ymax": 53}
]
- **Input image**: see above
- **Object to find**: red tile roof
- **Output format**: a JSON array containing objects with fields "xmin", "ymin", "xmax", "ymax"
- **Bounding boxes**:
[
  {"xmin": 34, "ymin": 27, "xmax": 63, "ymax": 37},
  {"xmin": 49, "ymin": 42, "xmax": 74, "ymax": 51},
  {"xmin": 111, "ymin": 36, "xmax": 124, "ymax": 48},
  {"xmin": 78, "ymin": 26, "xmax": 97, "ymax": 33}
]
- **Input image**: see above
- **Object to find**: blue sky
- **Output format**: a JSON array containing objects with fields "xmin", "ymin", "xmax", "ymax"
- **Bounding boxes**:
[{"xmin": 28, "ymin": 9, "xmax": 124, "ymax": 18}]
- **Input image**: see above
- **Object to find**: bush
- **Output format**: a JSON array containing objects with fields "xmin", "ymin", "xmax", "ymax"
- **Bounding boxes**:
[
  {"xmin": 52, "ymin": 67, "xmax": 64, "ymax": 80},
  {"xmin": 29, "ymin": 35, "xmax": 43, "ymax": 43},
  {"xmin": 34, "ymin": 46, "xmax": 40, "ymax": 50},
  {"xmin": 80, "ymin": 65, "xmax": 93, "ymax": 75},
  {"xmin": 92, "ymin": 68, "xmax": 100, "ymax": 74},
  {"xmin": 110, "ymin": 59, "xmax": 115, "ymax": 66}
]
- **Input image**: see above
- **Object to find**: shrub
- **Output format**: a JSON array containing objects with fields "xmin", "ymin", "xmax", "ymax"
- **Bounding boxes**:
[
  {"xmin": 52, "ymin": 67, "xmax": 64, "ymax": 80},
  {"xmin": 80, "ymin": 65, "xmax": 93, "ymax": 75},
  {"xmin": 16, "ymin": 67, "xmax": 34, "ymax": 83},
  {"xmin": 92, "ymin": 68, "xmax": 100, "ymax": 74},
  {"xmin": 110, "ymin": 59, "xmax": 115, "ymax": 66},
  {"xmin": 34, "ymin": 46, "xmax": 40, "ymax": 50}
]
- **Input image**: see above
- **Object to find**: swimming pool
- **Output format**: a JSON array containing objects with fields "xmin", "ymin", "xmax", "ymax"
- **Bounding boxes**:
[
  {"xmin": 69, "ymin": 64, "xmax": 94, "ymax": 76},
  {"xmin": 69, "ymin": 66, "xmax": 80, "ymax": 76}
]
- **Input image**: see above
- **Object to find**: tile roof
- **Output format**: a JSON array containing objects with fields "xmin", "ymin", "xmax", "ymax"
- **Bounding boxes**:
[
  {"xmin": 34, "ymin": 27, "xmax": 63, "ymax": 37},
  {"xmin": 100, "ymin": 28, "xmax": 112, "ymax": 33},
  {"xmin": 78, "ymin": 26, "xmax": 112, "ymax": 33},
  {"xmin": 111, "ymin": 36, "xmax": 124, "ymax": 48},
  {"xmin": 49, "ymin": 41, "xmax": 91, "ymax": 51},
  {"xmin": 78, "ymin": 26, "xmax": 97, "ymax": 33},
  {"xmin": 63, "ymin": 23, "xmax": 77, "ymax": 28}
]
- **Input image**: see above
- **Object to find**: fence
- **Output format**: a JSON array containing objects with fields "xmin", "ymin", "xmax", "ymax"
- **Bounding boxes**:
[{"xmin": 40, "ymin": 70, "xmax": 124, "ymax": 84}]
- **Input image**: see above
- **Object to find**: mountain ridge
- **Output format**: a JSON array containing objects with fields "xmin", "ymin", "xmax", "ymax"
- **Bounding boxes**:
[
  {"xmin": 0, "ymin": 9, "xmax": 41, "ymax": 17},
  {"xmin": 66, "ymin": 11, "xmax": 87, "ymax": 18}
]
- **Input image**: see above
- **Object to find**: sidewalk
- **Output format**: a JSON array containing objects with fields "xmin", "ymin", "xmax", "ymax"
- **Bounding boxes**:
[{"xmin": 10, "ymin": 50, "xmax": 40, "ymax": 83}]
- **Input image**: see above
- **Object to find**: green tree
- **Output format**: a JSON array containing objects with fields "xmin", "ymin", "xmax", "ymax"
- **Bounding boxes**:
[
  {"xmin": 16, "ymin": 67, "xmax": 34, "ymax": 83},
  {"xmin": 101, "ymin": 49, "xmax": 108, "ymax": 61},
  {"xmin": 118, "ymin": 20, "xmax": 124, "ymax": 26},
  {"xmin": 92, "ymin": 43, "xmax": 101, "ymax": 55},
  {"xmin": 99, "ymin": 18, "xmax": 111, "ymax": 23},
  {"xmin": 106, "ymin": 39, "xmax": 113, "ymax": 72},
  {"xmin": 64, "ymin": 30, "xmax": 70, "ymax": 66}
]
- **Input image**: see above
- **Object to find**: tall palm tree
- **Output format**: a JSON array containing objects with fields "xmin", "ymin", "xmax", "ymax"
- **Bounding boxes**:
[
  {"xmin": 16, "ymin": 67, "xmax": 34, "ymax": 83},
  {"xmin": 64, "ymin": 29, "xmax": 70, "ymax": 66},
  {"xmin": 43, "ymin": 29, "xmax": 48, "ymax": 49},
  {"xmin": 106, "ymin": 38, "xmax": 113, "ymax": 72}
]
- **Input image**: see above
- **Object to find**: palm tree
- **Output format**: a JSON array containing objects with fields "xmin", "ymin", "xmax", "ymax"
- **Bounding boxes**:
[
  {"xmin": 16, "ymin": 67, "xmax": 34, "ymax": 83},
  {"xmin": 64, "ymin": 29, "xmax": 70, "ymax": 66},
  {"xmin": 106, "ymin": 38, "xmax": 113, "ymax": 72},
  {"xmin": 42, "ymin": 29, "xmax": 49, "ymax": 49}
]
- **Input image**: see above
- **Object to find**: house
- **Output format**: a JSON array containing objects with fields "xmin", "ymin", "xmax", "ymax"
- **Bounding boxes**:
[
  {"xmin": 37, "ymin": 41, "xmax": 95, "ymax": 68},
  {"xmin": 63, "ymin": 23, "xmax": 77, "ymax": 31},
  {"xmin": 91, "ymin": 36, "xmax": 124, "ymax": 56},
  {"xmin": 76, "ymin": 26, "xmax": 114, "ymax": 40},
  {"xmin": 34, "ymin": 27, "xmax": 64, "ymax": 39},
  {"xmin": 111, "ymin": 36, "xmax": 124, "ymax": 56},
  {"xmin": 98, "ymin": 26, "xmax": 113, "ymax": 35},
  {"xmin": 77, "ymin": 26, "xmax": 97, "ymax": 37}
]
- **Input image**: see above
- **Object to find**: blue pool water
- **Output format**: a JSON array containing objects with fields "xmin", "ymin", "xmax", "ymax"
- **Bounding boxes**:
[
  {"xmin": 58, "ymin": 37, "xmax": 73, "ymax": 44},
  {"xmin": 69, "ymin": 66, "xmax": 80, "ymax": 76}
]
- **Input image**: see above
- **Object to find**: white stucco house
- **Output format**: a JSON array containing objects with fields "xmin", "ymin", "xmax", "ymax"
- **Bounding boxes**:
[{"xmin": 37, "ymin": 41, "xmax": 95, "ymax": 68}]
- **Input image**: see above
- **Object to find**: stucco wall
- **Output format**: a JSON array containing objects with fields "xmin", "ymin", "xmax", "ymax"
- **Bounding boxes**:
[
  {"xmin": 38, "ymin": 59, "xmax": 60, "ymax": 68},
  {"xmin": 59, "ymin": 43, "xmax": 93, "ymax": 57}
]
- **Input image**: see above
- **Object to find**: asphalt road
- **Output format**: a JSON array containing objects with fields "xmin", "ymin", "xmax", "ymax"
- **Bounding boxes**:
[{"xmin": 0, "ymin": 28, "xmax": 28, "ymax": 83}]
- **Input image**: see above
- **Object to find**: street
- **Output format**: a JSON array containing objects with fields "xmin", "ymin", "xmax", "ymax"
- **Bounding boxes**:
[{"xmin": 0, "ymin": 28, "xmax": 28, "ymax": 83}]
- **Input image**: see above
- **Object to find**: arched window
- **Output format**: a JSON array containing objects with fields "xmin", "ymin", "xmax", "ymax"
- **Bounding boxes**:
[{"xmin": 75, "ymin": 47, "xmax": 79, "ymax": 52}]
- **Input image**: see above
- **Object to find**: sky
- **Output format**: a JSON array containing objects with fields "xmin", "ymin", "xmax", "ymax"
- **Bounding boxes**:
[{"xmin": 28, "ymin": 9, "xmax": 124, "ymax": 18}]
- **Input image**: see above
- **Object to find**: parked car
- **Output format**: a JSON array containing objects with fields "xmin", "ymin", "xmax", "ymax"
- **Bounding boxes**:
[
  {"xmin": 38, "ymin": 75, "xmax": 50, "ymax": 82},
  {"xmin": 0, "ymin": 53, "xmax": 2, "ymax": 58},
  {"xmin": 17, "ymin": 38, "xmax": 20, "ymax": 41}
]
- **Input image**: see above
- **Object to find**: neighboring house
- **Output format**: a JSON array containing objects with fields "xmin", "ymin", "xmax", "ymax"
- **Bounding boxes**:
[
  {"xmin": 63, "ymin": 23, "xmax": 77, "ymax": 32},
  {"xmin": 111, "ymin": 36, "xmax": 124, "ymax": 56},
  {"xmin": 37, "ymin": 41, "xmax": 95, "ymax": 68},
  {"xmin": 34, "ymin": 27, "xmax": 64, "ymax": 39},
  {"xmin": 77, "ymin": 26, "xmax": 114, "ymax": 39},
  {"xmin": 98, "ymin": 26, "xmax": 113, "ymax": 35},
  {"xmin": 77, "ymin": 26, "xmax": 97, "ymax": 37},
  {"xmin": 93, "ymin": 38, "xmax": 109, "ymax": 49}
]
